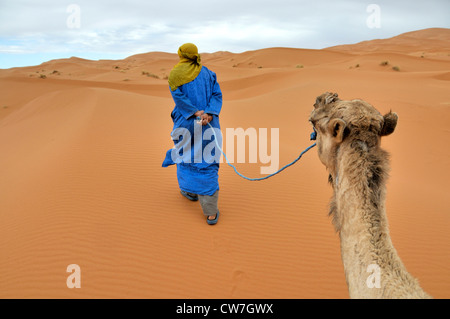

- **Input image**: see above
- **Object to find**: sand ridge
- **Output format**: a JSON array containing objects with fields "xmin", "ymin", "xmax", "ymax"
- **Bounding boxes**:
[{"xmin": 0, "ymin": 28, "xmax": 449, "ymax": 298}]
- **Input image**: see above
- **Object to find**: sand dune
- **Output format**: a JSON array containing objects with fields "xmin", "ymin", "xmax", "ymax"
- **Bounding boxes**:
[
  {"xmin": 0, "ymin": 28, "xmax": 449, "ymax": 298},
  {"xmin": 328, "ymin": 27, "xmax": 450, "ymax": 57}
]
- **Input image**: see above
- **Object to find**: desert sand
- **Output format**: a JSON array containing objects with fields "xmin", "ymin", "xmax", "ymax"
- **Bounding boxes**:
[{"xmin": 0, "ymin": 28, "xmax": 449, "ymax": 298}]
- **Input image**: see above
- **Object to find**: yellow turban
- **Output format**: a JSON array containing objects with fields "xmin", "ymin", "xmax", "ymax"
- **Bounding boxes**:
[{"xmin": 168, "ymin": 43, "xmax": 202, "ymax": 91}]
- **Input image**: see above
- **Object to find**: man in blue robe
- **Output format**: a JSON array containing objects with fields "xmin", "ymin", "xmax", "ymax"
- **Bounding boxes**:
[{"xmin": 162, "ymin": 43, "xmax": 223, "ymax": 225}]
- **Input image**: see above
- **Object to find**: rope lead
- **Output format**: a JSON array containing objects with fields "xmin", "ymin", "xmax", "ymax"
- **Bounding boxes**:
[{"xmin": 206, "ymin": 122, "xmax": 316, "ymax": 181}]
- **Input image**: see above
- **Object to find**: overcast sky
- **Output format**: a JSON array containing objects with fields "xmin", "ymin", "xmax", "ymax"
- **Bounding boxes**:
[{"xmin": 0, "ymin": 0, "xmax": 449, "ymax": 68}]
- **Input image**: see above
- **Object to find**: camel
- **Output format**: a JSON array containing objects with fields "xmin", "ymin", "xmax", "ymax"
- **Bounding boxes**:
[{"xmin": 309, "ymin": 92, "xmax": 431, "ymax": 299}]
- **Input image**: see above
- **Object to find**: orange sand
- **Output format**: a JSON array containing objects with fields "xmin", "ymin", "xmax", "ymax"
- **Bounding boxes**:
[{"xmin": 0, "ymin": 28, "xmax": 449, "ymax": 298}]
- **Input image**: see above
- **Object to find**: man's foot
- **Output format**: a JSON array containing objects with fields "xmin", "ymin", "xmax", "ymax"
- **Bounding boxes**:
[
  {"xmin": 206, "ymin": 212, "xmax": 219, "ymax": 225},
  {"xmin": 180, "ymin": 190, "xmax": 198, "ymax": 201}
]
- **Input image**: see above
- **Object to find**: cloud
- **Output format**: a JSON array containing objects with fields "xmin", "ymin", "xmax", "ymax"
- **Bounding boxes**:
[{"xmin": 0, "ymin": 0, "xmax": 449, "ymax": 68}]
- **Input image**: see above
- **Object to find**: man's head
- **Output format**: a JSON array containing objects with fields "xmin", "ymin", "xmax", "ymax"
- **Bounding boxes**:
[{"xmin": 178, "ymin": 43, "xmax": 201, "ymax": 64}]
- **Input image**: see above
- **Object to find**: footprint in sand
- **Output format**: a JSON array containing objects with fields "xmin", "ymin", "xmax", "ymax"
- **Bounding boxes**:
[{"xmin": 231, "ymin": 269, "xmax": 246, "ymax": 296}]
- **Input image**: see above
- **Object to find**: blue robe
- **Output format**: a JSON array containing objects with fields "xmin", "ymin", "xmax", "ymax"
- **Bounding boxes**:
[{"xmin": 162, "ymin": 66, "xmax": 223, "ymax": 196}]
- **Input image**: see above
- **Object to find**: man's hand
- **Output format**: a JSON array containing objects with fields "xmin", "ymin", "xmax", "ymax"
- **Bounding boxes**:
[
  {"xmin": 194, "ymin": 110, "xmax": 204, "ymax": 118},
  {"xmin": 201, "ymin": 113, "xmax": 213, "ymax": 126}
]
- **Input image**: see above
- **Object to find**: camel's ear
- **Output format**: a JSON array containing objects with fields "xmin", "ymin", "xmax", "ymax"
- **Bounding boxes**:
[
  {"xmin": 325, "ymin": 92, "xmax": 339, "ymax": 105},
  {"xmin": 380, "ymin": 112, "xmax": 398, "ymax": 136},
  {"xmin": 327, "ymin": 118, "xmax": 347, "ymax": 143},
  {"xmin": 314, "ymin": 92, "xmax": 339, "ymax": 108}
]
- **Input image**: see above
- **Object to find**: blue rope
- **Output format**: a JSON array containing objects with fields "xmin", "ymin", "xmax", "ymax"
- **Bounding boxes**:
[{"xmin": 206, "ymin": 122, "xmax": 316, "ymax": 181}]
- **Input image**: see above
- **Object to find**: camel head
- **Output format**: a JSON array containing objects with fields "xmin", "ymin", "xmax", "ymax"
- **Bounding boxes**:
[{"xmin": 309, "ymin": 92, "xmax": 398, "ymax": 174}]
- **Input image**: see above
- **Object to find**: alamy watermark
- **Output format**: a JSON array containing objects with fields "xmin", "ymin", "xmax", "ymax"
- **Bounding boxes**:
[
  {"xmin": 366, "ymin": 263, "xmax": 381, "ymax": 288},
  {"xmin": 170, "ymin": 122, "xmax": 280, "ymax": 174},
  {"xmin": 66, "ymin": 264, "xmax": 81, "ymax": 288},
  {"xmin": 366, "ymin": 4, "xmax": 381, "ymax": 29},
  {"xmin": 66, "ymin": 4, "xmax": 81, "ymax": 29}
]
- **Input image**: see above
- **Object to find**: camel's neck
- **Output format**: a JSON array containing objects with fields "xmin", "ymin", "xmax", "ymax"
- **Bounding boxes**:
[{"xmin": 332, "ymin": 142, "xmax": 429, "ymax": 298}]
